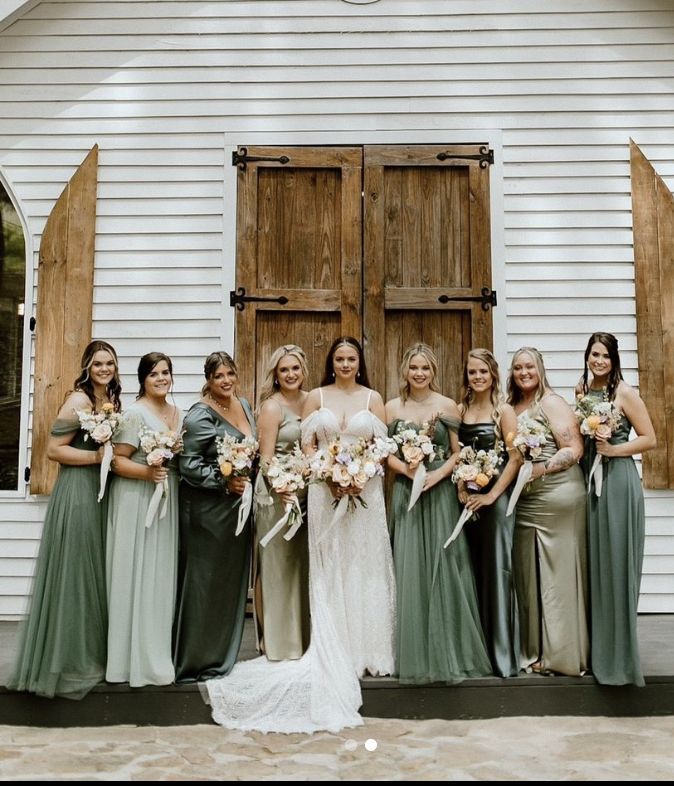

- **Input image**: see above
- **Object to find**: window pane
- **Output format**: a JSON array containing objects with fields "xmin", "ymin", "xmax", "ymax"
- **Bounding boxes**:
[{"xmin": 0, "ymin": 185, "xmax": 25, "ymax": 490}]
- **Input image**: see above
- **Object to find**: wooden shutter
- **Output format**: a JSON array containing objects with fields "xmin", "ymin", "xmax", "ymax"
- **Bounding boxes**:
[
  {"xmin": 31, "ymin": 145, "xmax": 98, "ymax": 494},
  {"xmin": 630, "ymin": 139, "xmax": 674, "ymax": 489},
  {"xmin": 363, "ymin": 144, "xmax": 494, "ymax": 401},
  {"xmin": 233, "ymin": 146, "xmax": 362, "ymax": 402}
]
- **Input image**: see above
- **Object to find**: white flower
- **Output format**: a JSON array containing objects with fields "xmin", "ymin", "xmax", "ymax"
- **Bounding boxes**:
[{"xmin": 91, "ymin": 422, "xmax": 113, "ymax": 443}]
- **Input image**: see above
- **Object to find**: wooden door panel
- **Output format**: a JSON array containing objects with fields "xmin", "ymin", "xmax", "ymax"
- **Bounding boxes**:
[{"xmin": 234, "ymin": 146, "xmax": 362, "ymax": 404}]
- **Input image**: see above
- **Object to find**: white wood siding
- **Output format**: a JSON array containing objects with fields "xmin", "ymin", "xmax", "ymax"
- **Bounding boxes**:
[{"xmin": 1, "ymin": 0, "xmax": 673, "ymax": 616}]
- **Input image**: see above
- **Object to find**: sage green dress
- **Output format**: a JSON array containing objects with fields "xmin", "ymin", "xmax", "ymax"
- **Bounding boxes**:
[
  {"xmin": 580, "ymin": 388, "xmax": 645, "ymax": 686},
  {"xmin": 458, "ymin": 421, "xmax": 520, "ymax": 678},
  {"xmin": 512, "ymin": 402, "xmax": 589, "ymax": 676},
  {"xmin": 388, "ymin": 416, "xmax": 492, "ymax": 684},
  {"xmin": 106, "ymin": 404, "xmax": 182, "ymax": 687},
  {"xmin": 8, "ymin": 419, "xmax": 108, "ymax": 699},
  {"xmin": 173, "ymin": 400, "xmax": 255, "ymax": 682},
  {"xmin": 254, "ymin": 405, "xmax": 310, "ymax": 660}
]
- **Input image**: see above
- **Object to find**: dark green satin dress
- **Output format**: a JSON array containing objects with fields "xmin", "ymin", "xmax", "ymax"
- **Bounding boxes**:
[
  {"xmin": 458, "ymin": 421, "xmax": 519, "ymax": 678},
  {"xmin": 173, "ymin": 400, "xmax": 255, "ymax": 683},
  {"xmin": 388, "ymin": 416, "xmax": 492, "ymax": 684},
  {"xmin": 8, "ymin": 419, "xmax": 108, "ymax": 698},
  {"xmin": 512, "ymin": 403, "xmax": 589, "ymax": 676},
  {"xmin": 580, "ymin": 388, "xmax": 645, "ymax": 686}
]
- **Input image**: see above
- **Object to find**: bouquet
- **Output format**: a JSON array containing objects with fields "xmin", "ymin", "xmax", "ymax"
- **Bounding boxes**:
[
  {"xmin": 444, "ymin": 442, "xmax": 503, "ymax": 548},
  {"xmin": 309, "ymin": 435, "xmax": 398, "ymax": 535},
  {"xmin": 392, "ymin": 421, "xmax": 439, "ymax": 511},
  {"xmin": 575, "ymin": 397, "xmax": 622, "ymax": 496},
  {"xmin": 139, "ymin": 425, "xmax": 184, "ymax": 528},
  {"xmin": 215, "ymin": 434, "xmax": 259, "ymax": 535},
  {"xmin": 257, "ymin": 443, "xmax": 310, "ymax": 548},
  {"xmin": 75, "ymin": 403, "xmax": 122, "ymax": 502},
  {"xmin": 505, "ymin": 415, "xmax": 549, "ymax": 516}
]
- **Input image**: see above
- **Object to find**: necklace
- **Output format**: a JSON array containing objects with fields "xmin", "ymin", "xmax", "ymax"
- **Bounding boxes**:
[
  {"xmin": 209, "ymin": 393, "xmax": 230, "ymax": 413},
  {"xmin": 408, "ymin": 391, "xmax": 433, "ymax": 404}
]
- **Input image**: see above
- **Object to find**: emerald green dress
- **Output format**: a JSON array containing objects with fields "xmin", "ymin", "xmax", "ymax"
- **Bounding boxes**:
[
  {"xmin": 173, "ymin": 400, "xmax": 255, "ymax": 682},
  {"xmin": 458, "ymin": 421, "xmax": 519, "ymax": 678},
  {"xmin": 8, "ymin": 419, "xmax": 108, "ymax": 699},
  {"xmin": 513, "ymin": 402, "xmax": 589, "ymax": 676},
  {"xmin": 254, "ymin": 405, "xmax": 310, "ymax": 661},
  {"xmin": 580, "ymin": 388, "xmax": 645, "ymax": 686},
  {"xmin": 388, "ymin": 416, "xmax": 492, "ymax": 684}
]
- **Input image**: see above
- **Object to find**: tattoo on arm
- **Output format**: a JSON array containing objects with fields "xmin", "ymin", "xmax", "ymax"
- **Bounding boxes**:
[{"xmin": 546, "ymin": 447, "xmax": 577, "ymax": 473}]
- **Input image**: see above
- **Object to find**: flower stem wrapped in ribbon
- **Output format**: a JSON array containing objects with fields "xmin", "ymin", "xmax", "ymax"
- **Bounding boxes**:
[
  {"xmin": 139, "ymin": 425, "xmax": 185, "ymax": 528},
  {"xmin": 216, "ymin": 433, "xmax": 259, "ymax": 535},
  {"xmin": 444, "ymin": 442, "xmax": 503, "ymax": 549},
  {"xmin": 258, "ymin": 443, "xmax": 309, "ymax": 548},
  {"xmin": 574, "ymin": 398, "xmax": 622, "ymax": 497},
  {"xmin": 75, "ymin": 402, "xmax": 122, "ymax": 502},
  {"xmin": 504, "ymin": 415, "xmax": 549, "ymax": 517},
  {"xmin": 392, "ymin": 420, "xmax": 439, "ymax": 512}
]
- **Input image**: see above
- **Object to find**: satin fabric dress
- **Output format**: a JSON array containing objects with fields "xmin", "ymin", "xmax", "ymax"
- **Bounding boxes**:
[
  {"xmin": 512, "ymin": 402, "xmax": 589, "ymax": 676},
  {"xmin": 458, "ymin": 421, "xmax": 520, "ymax": 678},
  {"xmin": 173, "ymin": 399, "xmax": 255, "ymax": 682},
  {"xmin": 254, "ymin": 405, "xmax": 310, "ymax": 660},
  {"xmin": 8, "ymin": 419, "xmax": 108, "ymax": 699},
  {"xmin": 106, "ymin": 404, "xmax": 182, "ymax": 687},
  {"xmin": 389, "ymin": 416, "xmax": 492, "ymax": 683},
  {"xmin": 580, "ymin": 388, "xmax": 645, "ymax": 686}
]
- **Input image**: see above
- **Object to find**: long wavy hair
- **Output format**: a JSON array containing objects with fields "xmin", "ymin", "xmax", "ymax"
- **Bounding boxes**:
[
  {"xmin": 398, "ymin": 343, "xmax": 441, "ymax": 404},
  {"xmin": 320, "ymin": 336, "xmax": 371, "ymax": 389},
  {"xmin": 459, "ymin": 348, "xmax": 505, "ymax": 438},
  {"xmin": 580, "ymin": 332, "xmax": 623, "ymax": 402},
  {"xmin": 72, "ymin": 340, "xmax": 122, "ymax": 412},
  {"xmin": 137, "ymin": 352, "xmax": 173, "ymax": 398},
  {"xmin": 258, "ymin": 344, "xmax": 308, "ymax": 409},
  {"xmin": 506, "ymin": 347, "xmax": 552, "ymax": 407},
  {"xmin": 201, "ymin": 351, "xmax": 237, "ymax": 397}
]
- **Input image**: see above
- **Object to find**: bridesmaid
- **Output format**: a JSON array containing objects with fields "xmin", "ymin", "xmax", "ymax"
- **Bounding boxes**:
[
  {"xmin": 385, "ymin": 343, "xmax": 492, "ymax": 683},
  {"xmin": 254, "ymin": 345, "xmax": 310, "ymax": 660},
  {"xmin": 576, "ymin": 332, "xmax": 656, "ymax": 686},
  {"xmin": 106, "ymin": 352, "xmax": 182, "ymax": 687},
  {"xmin": 173, "ymin": 351, "xmax": 255, "ymax": 682},
  {"xmin": 507, "ymin": 347, "xmax": 589, "ymax": 676},
  {"xmin": 8, "ymin": 340, "xmax": 121, "ymax": 698},
  {"xmin": 458, "ymin": 348, "xmax": 521, "ymax": 678}
]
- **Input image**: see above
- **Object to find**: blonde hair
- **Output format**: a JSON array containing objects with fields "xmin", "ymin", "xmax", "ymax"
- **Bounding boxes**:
[
  {"xmin": 459, "ymin": 348, "xmax": 505, "ymax": 439},
  {"xmin": 506, "ymin": 347, "xmax": 552, "ymax": 407},
  {"xmin": 398, "ymin": 343, "xmax": 441, "ymax": 404},
  {"xmin": 258, "ymin": 344, "xmax": 309, "ymax": 409}
]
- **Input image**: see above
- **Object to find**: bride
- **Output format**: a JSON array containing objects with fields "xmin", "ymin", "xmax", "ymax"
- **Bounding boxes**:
[{"xmin": 205, "ymin": 337, "xmax": 396, "ymax": 733}]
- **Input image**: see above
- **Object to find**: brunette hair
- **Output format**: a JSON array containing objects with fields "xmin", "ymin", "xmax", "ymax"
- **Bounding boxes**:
[
  {"xmin": 72, "ymin": 340, "xmax": 122, "ymax": 412},
  {"xmin": 201, "ymin": 351, "xmax": 237, "ymax": 397},
  {"xmin": 320, "ymin": 336, "xmax": 371, "ymax": 388},
  {"xmin": 506, "ymin": 347, "xmax": 552, "ymax": 407},
  {"xmin": 137, "ymin": 352, "xmax": 173, "ymax": 398},
  {"xmin": 258, "ymin": 345, "xmax": 308, "ymax": 408},
  {"xmin": 459, "ymin": 348, "xmax": 505, "ymax": 438},
  {"xmin": 398, "ymin": 343, "xmax": 441, "ymax": 403},
  {"xmin": 580, "ymin": 332, "xmax": 623, "ymax": 402}
]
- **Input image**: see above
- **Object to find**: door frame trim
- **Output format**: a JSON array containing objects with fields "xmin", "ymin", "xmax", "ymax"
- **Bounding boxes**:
[{"xmin": 222, "ymin": 129, "xmax": 506, "ymax": 370}]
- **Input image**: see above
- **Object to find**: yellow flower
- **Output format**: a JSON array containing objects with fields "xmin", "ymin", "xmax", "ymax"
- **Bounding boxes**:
[
  {"xmin": 219, "ymin": 460, "xmax": 233, "ymax": 478},
  {"xmin": 586, "ymin": 415, "xmax": 601, "ymax": 431},
  {"xmin": 102, "ymin": 402, "xmax": 114, "ymax": 413},
  {"xmin": 475, "ymin": 473, "xmax": 490, "ymax": 488}
]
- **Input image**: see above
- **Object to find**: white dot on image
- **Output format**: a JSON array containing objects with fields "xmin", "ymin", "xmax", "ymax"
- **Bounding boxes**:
[
  {"xmin": 365, "ymin": 738, "xmax": 378, "ymax": 752},
  {"xmin": 344, "ymin": 739, "xmax": 358, "ymax": 751}
]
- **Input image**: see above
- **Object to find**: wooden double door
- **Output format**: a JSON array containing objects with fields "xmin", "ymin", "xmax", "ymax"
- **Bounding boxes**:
[{"xmin": 232, "ymin": 144, "xmax": 495, "ymax": 405}]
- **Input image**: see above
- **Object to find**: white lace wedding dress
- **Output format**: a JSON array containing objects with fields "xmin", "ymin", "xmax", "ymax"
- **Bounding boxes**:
[{"xmin": 204, "ymin": 400, "xmax": 396, "ymax": 734}]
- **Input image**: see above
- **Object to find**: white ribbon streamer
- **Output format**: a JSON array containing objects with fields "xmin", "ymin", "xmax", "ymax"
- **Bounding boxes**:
[
  {"xmin": 505, "ymin": 460, "xmax": 534, "ymax": 517},
  {"xmin": 588, "ymin": 454, "xmax": 603, "ymax": 497},
  {"xmin": 97, "ymin": 441, "xmax": 113, "ymax": 502},
  {"xmin": 443, "ymin": 506, "xmax": 474, "ymax": 549},
  {"xmin": 316, "ymin": 493, "xmax": 351, "ymax": 545},
  {"xmin": 145, "ymin": 478, "xmax": 167, "ymax": 529},
  {"xmin": 407, "ymin": 463, "xmax": 427, "ymax": 512},
  {"xmin": 259, "ymin": 497, "xmax": 302, "ymax": 548},
  {"xmin": 235, "ymin": 481, "xmax": 253, "ymax": 536}
]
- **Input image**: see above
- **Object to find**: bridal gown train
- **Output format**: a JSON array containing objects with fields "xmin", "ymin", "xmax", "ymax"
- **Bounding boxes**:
[{"xmin": 205, "ymin": 401, "xmax": 396, "ymax": 733}]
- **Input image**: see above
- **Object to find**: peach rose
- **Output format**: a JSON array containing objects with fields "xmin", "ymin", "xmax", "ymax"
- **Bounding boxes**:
[
  {"xmin": 402, "ymin": 445, "xmax": 424, "ymax": 466},
  {"xmin": 475, "ymin": 473, "xmax": 490, "ymax": 488},
  {"xmin": 219, "ymin": 460, "xmax": 233, "ymax": 478}
]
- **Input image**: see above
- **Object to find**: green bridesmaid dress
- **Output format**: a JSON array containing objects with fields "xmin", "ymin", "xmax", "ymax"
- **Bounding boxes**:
[
  {"xmin": 8, "ymin": 419, "xmax": 108, "ymax": 698},
  {"xmin": 388, "ymin": 416, "xmax": 492, "ymax": 684},
  {"xmin": 580, "ymin": 388, "xmax": 645, "ymax": 686}
]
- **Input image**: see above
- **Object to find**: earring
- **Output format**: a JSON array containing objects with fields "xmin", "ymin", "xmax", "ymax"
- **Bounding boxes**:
[
  {"xmin": 356, "ymin": 371, "xmax": 361, "ymax": 381},
  {"xmin": 273, "ymin": 378, "xmax": 279, "ymax": 388}
]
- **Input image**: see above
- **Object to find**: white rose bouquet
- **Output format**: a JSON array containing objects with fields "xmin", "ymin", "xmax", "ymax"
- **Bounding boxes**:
[
  {"xmin": 505, "ymin": 415, "xmax": 550, "ymax": 517},
  {"xmin": 139, "ymin": 425, "xmax": 184, "ymax": 528},
  {"xmin": 75, "ymin": 402, "xmax": 122, "ymax": 502},
  {"xmin": 392, "ymin": 421, "xmax": 439, "ymax": 512},
  {"xmin": 258, "ymin": 443, "xmax": 310, "ymax": 548},
  {"xmin": 575, "ymin": 397, "xmax": 622, "ymax": 496},
  {"xmin": 215, "ymin": 434, "xmax": 259, "ymax": 535}
]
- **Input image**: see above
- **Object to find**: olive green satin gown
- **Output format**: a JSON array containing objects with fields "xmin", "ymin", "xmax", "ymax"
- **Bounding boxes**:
[
  {"xmin": 254, "ymin": 406, "xmax": 310, "ymax": 661},
  {"xmin": 512, "ymin": 403, "xmax": 589, "ymax": 676}
]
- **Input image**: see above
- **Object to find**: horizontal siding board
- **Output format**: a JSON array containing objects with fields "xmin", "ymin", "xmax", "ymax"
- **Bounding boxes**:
[{"xmin": 1, "ymin": 0, "xmax": 673, "ymax": 614}]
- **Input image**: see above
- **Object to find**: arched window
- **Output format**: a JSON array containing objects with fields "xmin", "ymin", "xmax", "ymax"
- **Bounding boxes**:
[{"xmin": 0, "ymin": 181, "xmax": 26, "ymax": 491}]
